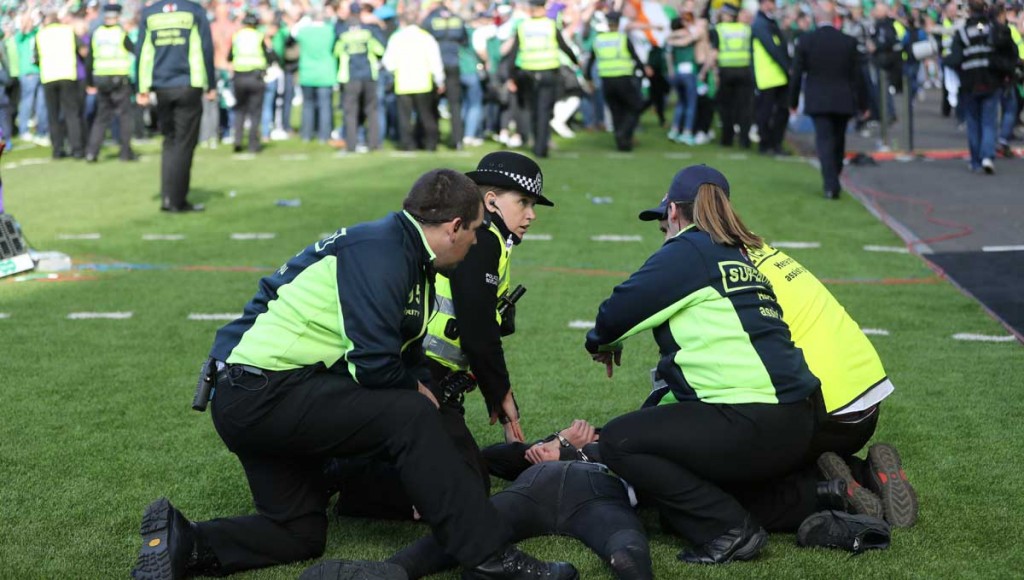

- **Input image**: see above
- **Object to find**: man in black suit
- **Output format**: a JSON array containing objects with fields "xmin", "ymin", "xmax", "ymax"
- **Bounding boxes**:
[{"xmin": 789, "ymin": 1, "xmax": 868, "ymax": 199}]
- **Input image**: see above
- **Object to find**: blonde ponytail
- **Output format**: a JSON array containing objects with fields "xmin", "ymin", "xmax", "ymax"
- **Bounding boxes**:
[{"xmin": 687, "ymin": 184, "xmax": 763, "ymax": 248}]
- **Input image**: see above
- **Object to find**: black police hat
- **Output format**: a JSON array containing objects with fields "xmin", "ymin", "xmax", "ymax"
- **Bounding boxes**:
[
  {"xmin": 466, "ymin": 152, "xmax": 553, "ymax": 206},
  {"xmin": 102, "ymin": 3, "xmax": 123, "ymax": 15},
  {"xmin": 243, "ymin": 12, "xmax": 259, "ymax": 26}
]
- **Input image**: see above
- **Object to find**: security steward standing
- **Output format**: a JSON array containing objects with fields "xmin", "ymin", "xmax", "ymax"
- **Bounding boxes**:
[
  {"xmin": 130, "ymin": 169, "xmax": 577, "ymax": 580},
  {"xmin": 85, "ymin": 3, "xmax": 136, "ymax": 163},
  {"xmin": 504, "ymin": 0, "xmax": 579, "ymax": 158},
  {"xmin": 423, "ymin": 0, "xmax": 469, "ymax": 149},
  {"xmin": 35, "ymin": 11, "xmax": 86, "ymax": 160},
  {"xmin": 752, "ymin": 0, "xmax": 790, "ymax": 155},
  {"xmin": 335, "ymin": 11, "xmax": 386, "ymax": 153},
  {"xmin": 589, "ymin": 165, "xmax": 820, "ymax": 565},
  {"xmin": 712, "ymin": 3, "xmax": 754, "ymax": 149},
  {"xmin": 382, "ymin": 9, "xmax": 445, "ymax": 151},
  {"xmin": 136, "ymin": 0, "xmax": 215, "ymax": 213},
  {"xmin": 584, "ymin": 12, "xmax": 649, "ymax": 152},
  {"xmin": 228, "ymin": 12, "xmax": 274, "ymax": 154}
]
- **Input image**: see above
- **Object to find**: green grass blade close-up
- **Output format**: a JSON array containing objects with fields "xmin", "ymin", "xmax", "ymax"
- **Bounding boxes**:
[{"xmin": 1, "ymin": 130, "xmax": 1022, "ymax": 579}]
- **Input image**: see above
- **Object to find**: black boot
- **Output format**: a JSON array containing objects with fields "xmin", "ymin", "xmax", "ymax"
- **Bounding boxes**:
[
  {"xmin": 816, "ymin": 478, "xmax": 849, "ymax": 511},
  {"xmin": 463, "ymin": 546, "xmax": 578, "ymax": 580},
  {"xmin": 677, "ymin": 517, "xmax": 767, "ymax": 565},
  {"xmin": 131, "ymin": 498, "xmax": 220, "ymax": 579},
  {"xmin": 797, "ymin": 510, "xmax": 891, "ymax": 553}
]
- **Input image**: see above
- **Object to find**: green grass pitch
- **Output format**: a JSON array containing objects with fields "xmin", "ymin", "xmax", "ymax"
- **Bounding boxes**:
[{"xmin": 1, "ymin": 127, "xmax": 1022, "ymax": 579}]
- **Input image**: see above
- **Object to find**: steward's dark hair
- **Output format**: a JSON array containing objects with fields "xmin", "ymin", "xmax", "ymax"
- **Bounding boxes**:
[{"xmin": 404, "ymin": 169, "xmax": 482, "ymax": 230}]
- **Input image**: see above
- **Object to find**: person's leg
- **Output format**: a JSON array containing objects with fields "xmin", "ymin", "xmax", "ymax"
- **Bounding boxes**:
[
  {"xmin": 262, "ymin": 78, "xmax": 278, "ymax": 139},
  {"xmin": 812, "ymin": 115, "xmax": 839, "ymax": 194},
  {"xmin": 718, "ymin": 75, "xmax": 736, "ymax": 146},
  {"xmin": 42, "ymin": 83, "xmax": 63, "ymax": 157},
  {"xmin": 396, "ymin": 94, "xmax": 414, "ymax": 150},
  {"xmin": 300, "ymin": 85, "xmax": 314, "ymax": 141},
  {"xmin": 343, "ymin": 81, "xmax": 360, "ymax": 152},
  {"xmin": 164, "ymin": 88, "xmax": 203, "ymax": 207},
  {"xmin": 414, "ymin": 92, "xmax": 439, "ymax": 151},
  {"xmin": 681, "ymin": 73, "xmax": 698, "ymax": 134},
  {"xmin": 283, "ymin": 71, "xmax": 296, "ymax": 132},
  {"xmin": 999, "ymin": 85, "xmax": 1018, "ymax": 147},
  {"xmin": 833, "ymin": 115, "xmax": 849, "ymax": 181},
  {"xmin": 980, "ymin": 91, "xmax": 998, "ymax": 164},
  {"xmin": 461, "ymin": 72, "xmax": 483, "ymax": 141},
  {"xmin": 963, "ymin": 93, "xmax": 981, "ymax": 169},
  {"xmin": 317, "ymin": 86, "xmax": 333, "ymax": 142},
  {"xmin": 445, "ymin": 67, "xmax": 463, "ymax": 146},
  {"xmin": 17, "ymin": 74, "xmax": 37, "ymax": 136},
  {"xmin": 598, "ymin": 400, "xmax": 814, "ymax": 547},
  {"xmin": 532, "ymin": 71, "xmax": 557, "ymax": 157},
  {"xmin": 248, "ymin": 78, "xmax": 265, "ymax": 151},
  {"xmin": 232, "ymin": 77, "xmax": 251, "ymax": 150},
  {"xmin": 111, "ymin": 82, "xmax": 135, "ymax": 157},
  {"xmin": 59, "ymin": 80, "xmax": 85, "ymax": 157},
  {"xmin": 364, "ymin": 80, "xmax": 381, "ymax": 150},
  {"xmin": 154, "ymin": 89, "xmax": 176, "ymax": 207},
  {"xmin": 603, "ymin": 79, "xmax": 626, "ymax": 149},
  {"xmin": 771, "ymin": 87, "xmax": 789, "ymax": 151},
  {"xmin": 726, "ymin": 465, "xmax": 820, "ymax": 533},
  {"xmin": 86, "ymin": 86, "xmax": 114, "ymax": 159}
]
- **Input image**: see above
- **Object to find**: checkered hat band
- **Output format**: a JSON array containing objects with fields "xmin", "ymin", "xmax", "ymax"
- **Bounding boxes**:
[{"xmin": 474, "ymin": 169, "xmax": 542, "ymax": 196}]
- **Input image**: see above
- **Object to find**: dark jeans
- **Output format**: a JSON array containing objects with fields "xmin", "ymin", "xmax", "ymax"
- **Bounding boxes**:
[
  {"xmin": 443, "ymin": 66, "xmax": 463, "ymax": 146},
  {"xmin": 717, "ymin": 67, "xmax": 753, "ymax": 147},
  {"xmin": 755, "ymin": 85, "xmax": 789, "ymax": 152},
  {"xmin": 43, "ymin": 79, "xmax": 84, "ymax": 157},
  {"xmin": 517, "ymin": 69, "xmax": 559, "ymax": 158},
  {"xmin": 599, "ymin": 399, "xmax": 815, "ymax": 545},
  {"xmin": 963, "ymin": 90, "xmax": 999, "ymax": 169},
  {"xmin": 343, "ymin": 79, "xmax": 380, "ymax": 151},
  {"xmin": 232, "ymin": 72, "xmax": 265, "ymax": 151},
  {"xmin": 300, "ymin": 85, "xmax": 333, "ymax": 142},
  {"xmin": 811, "ymin": 114, "xmax": 851, "ymax": 194},
  {"xmin": 86, "ymin": 76, "xmax": 134, "ymax": 158},
  {"xmin": 602, "ymin": 76, "xmax": 643, "ymax": 151},
  {"xmin": 202, "ymin": 365, "xmax": 507, "ymax": 574},
  {"xmin": 154, "ymin": 86, "xmax": 203, "ymax": 209},
  {"xmin": 396, "ymin": 92, "xmax": 439, "ymax": 151},
  {"xmin": 390, "ymin": 462, "xmax": 652, "ymax": 580}
]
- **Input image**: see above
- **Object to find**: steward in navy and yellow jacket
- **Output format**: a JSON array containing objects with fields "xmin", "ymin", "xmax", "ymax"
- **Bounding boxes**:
[
  {"xmin": 335, "ymin": 15, "xmax": 387, "ymax": 152},
  {"xmin": 135, "ymin": 0, "xmax": 215, "ymax": 94},
  {"xmin": 85, "ymin": 3, "xmax": 137, "ymax": 162},
  {"xmin": 211, "ymin": 210, "xmax": 436, "ymax": 389}
]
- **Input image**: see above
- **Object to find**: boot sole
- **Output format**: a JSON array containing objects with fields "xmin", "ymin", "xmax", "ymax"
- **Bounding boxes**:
[
  {"xmin": 817, "ymin": 453, "xmax": 884, "ymax": 520},
  {"xmin": 131, "ymin": 498, "xmax": 174, "ymax": 580},
  {"xmin": 867, "ymin": 444, "xmax": 919, "ymax": 527}
]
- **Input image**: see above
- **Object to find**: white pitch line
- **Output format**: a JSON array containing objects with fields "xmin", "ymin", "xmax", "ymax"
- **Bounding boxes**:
[
  {"xmin": 58, "ymin": 233, "xmax": 101, "ymax": 240},
  {"xmin": 388, "ymin": 152, "xmax": 419, "ymax": 159},
  {"xmin": 188, "ymin": 313, "xmax": 240, "ymax": 321},
  {"xmin": 568, "ymin": 320, "xmax": 595, "ymax": 329},
  {"xmin": 280, "ymin": 154, "xmax": 310, "ymax": 161},
  {"xmin": 143, "ymin": 234, "xmax": 186, "ymax": 241},
  {"xmin": 523, "ymin": 233, "xmax": 553, "ymax": 241},
  {"xmin": 591, "ymin": 235, "xmax": 643, "ymax": 242},
  {"xmin": 720, "ymin": 153, "xmax": 749, "ymax": 160},
  {"xmin": 233, "ymin": 153, "xmax": 256, "ymax": 161},
  {"xmin": 0, "ymin": 313, "xmax": 9, "ymax": 319},
  {"xmin": 67, "ymin": 311, "xmax": 133, "ymax": 320},
  {"xmin": 772, "ymin": 241, "xmax": 821, "ymax": 249},
  {"xmin": 982, "ymin": 245, "xmax": 1024, "ymax": 252},
  {"xmin": 952, "ymin": 333, "xmax": 1017, "ymax": 343},
  {"xmin": 861, "ymin": 328, "xmax": 890, "ymax": 336},
  {"xmin": 663, "ymin": 152, "xmax": 693, "ymax": 160},
  {"xmin": 231, "ymin": 233, "xmax": 276, "ymax": 240},
  {"xmin": 605, "ymin": 153, "xmax": 634, "ymax": 159},
  {"xmin": 557, "ymin": 152, "xmax": 581, "ymax": 159},
  {"xmin": 863, "ymin": 245, "xmax": 909, "ymax": 254}
]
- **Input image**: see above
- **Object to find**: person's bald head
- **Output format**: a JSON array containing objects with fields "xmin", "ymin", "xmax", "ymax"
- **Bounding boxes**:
[
  {"xmin": 815, "ymin": 0, "xmax": 835, "ymax": 24},
  {"xmin": 872, "ymin": 2, "xmax": 889, "ymax": 19}
]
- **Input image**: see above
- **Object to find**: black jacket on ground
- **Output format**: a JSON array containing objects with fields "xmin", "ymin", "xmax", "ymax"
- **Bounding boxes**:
[{"xmin": 789, "ymin": 24, "xmax": 866, "ymax": 115}]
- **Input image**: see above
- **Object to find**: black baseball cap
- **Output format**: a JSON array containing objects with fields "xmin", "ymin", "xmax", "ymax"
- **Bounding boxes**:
[
  {"xmin": 466, "ymin": 152, "xmax": 554, "ymax": 207},
  {"xmin": 638, "ymin": 164, "xmax": 730, "ymax": 221},
  {"xmin": 102, "ymin": 3, "xmax": 123, "ymax": 15}
]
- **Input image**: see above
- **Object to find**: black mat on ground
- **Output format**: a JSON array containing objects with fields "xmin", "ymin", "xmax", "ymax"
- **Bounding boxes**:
[{"xmin": 927, "ymin": 251, "xmax": 1024, "ymax": 336}]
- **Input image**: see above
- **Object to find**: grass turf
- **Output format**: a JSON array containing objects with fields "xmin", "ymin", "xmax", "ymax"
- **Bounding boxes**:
[{"xmin": 1, "ymin": 128, "xmax": 1022, "ymax": 579}]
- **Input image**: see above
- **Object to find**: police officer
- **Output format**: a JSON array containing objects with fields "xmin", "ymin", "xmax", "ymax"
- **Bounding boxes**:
[
  {"xmin": 228, "ymin": 12, "xmax": 274, "ymax": 154},
  {"xmin": 130, "ymin": 169, "xmax": 577, "ymax": 580},
  {"xmin": 713, "ymin": 3, "xmax": 754, "ymax": 149},
  {"xmin": 35, "ymin": 11, "xmax": 86, "ymax": 160},
  {"xmin": 335, "ymin": 10, "xmax": 387, "ymax": 153},
  {"xmin": 751, "ymin": 0, "xmax": 790, "ymax": 156},
  {"xmin": 585, "ymin": 12, "xmax": 648, "ymax": 152},
  {"xmin": 423, "ymin": 0, "xmax": 469, "ymax": 149},
  {"xmin": 588, "ymin": 165, "xmax": 821, "ymax": 565},
  {"xmin": 136, "ymin": 0, "xmax": 215, "ymax": 213},
  {"xmin": 85, "ymin": 3, "xmax": 136, "ymax": 163},
  {"xmin": 504, "ymin": 0, "xmax": 579, "ymax": 158}
]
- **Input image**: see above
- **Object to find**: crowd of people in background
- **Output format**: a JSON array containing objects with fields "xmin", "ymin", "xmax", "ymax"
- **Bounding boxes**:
[{"xmin": 0, "ymin": 0, "xmax": 1020, "ymax": 167}]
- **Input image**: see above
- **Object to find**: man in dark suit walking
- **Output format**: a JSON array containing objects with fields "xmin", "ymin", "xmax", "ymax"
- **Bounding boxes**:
[{"xmin": 789, "ymin": 1, "xmax": 868, "ymax": 199}]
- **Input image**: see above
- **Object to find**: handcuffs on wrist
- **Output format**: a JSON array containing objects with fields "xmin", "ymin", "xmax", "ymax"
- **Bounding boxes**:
[{"xmin": 553, "ymin": 432, "xmax": 590, "ymax": 463}]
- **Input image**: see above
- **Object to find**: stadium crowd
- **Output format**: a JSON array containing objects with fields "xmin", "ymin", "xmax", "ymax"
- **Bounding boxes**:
[{"xmin": 1, "ymin": 0, "xmax": 1020, "ymax": 164}]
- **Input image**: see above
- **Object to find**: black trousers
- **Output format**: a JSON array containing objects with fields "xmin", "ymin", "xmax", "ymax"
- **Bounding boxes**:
[
  {"xmin": 86, "ymin": 76, "xmax": 134, "ymax": 158},
  {"xmin": 343, "ymin": 79, "xmax": 380, "ymax": 151},
  {"xmin": 396, "ymin": 92, "xmax": 438, "ymax": 151},
  {"xmin": 729, "ymin": 404, "xmax": 880, "ymax": 533},
  {"xmin": 232, "ymin": 72, "xmax": 265, "ymax": 151},
  {"xmin": 755, "ymin": 85, "xmax": 789, "ymax": 153},
  {"xmin": 517, "ymin": 69, "xmax": 559, "ymax": 158},
  {"xmin": 811, "ymin": 114, "xmax": 851, "ymax": 195},
  {"xmin": 201, "ymin": 365, "xmax": 507, "ymax": 574},
  {"xmin": 599, "ymin": 399, "xmax": 815, "ymax": 545},
  {"xmin": 43, "ymin": 79, "xmax": 84, "ymax": 158},
  {"xmin": 602, "ymin": 76, "xmax": 643, "ymax": 152},
  {"xmin": 717, "ymin": 67, "xmax": 753, "ymax": 148},
  {"xmin": 154, "ymin": 86, "xmax": 203, "ymax": 210},
  {"xmin": 443, "ymin": 67, "xmax": 463, "ymax": 146},
  {"xmin": 390, "ymin": 461, "xmax": 652, "ymax": 580}
]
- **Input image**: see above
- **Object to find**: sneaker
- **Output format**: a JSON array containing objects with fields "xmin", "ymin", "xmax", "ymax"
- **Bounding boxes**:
[
  {"xmin": 131, "ymin": 498, "xmax": 215, "ymax": 579},
  {"xmin": 797, "ymin": 510, "xmax": 891, "ymax": 553},
  {"xmin": 463, "ymin": 546, "xmax": 578, "ymax": 580},
  {"xmin": 270, "ymin": 128, "xmax": 290, "ymax": 141},
  {"xmin": 550, "ymin": 120, "xmax": 575, "ymax": 139},
  {"xmin": 667, "ymin": 129, "xmax": 679, "ymax": 141},
  {"xmin": 981, "ymin": 158, "xmax": 995, "ymax": 174},
  {"xmin": 816, "ymin": 452, "xmax": 884, "ymax": 519},
  {"xmin": 507, "ymin": 134, "xmax": 523, "ymax": 148},
  {"xmin": 299, "ymin": 560, "xmax": 408, "ymax": 580},
  {"xmin": 675, "ymin": 132, "xmax": 695, "ymax": 146},
  {"xmin": 866, "ymin": 443, "xmax": 919, "ymax": 527},
  {"xmin": 678, "ymin": 516, "xmax": 767, "ymax": 564},
  {"xmin": 694, "ymin": 131, "xmax": 709, "ymax": 145}
]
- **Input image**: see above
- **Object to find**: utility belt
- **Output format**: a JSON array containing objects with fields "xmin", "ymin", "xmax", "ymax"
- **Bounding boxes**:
[
  {"xmin": 435, "ymin": 370, "xmax": 477, "ymax": 407},
  {"xmin": 192, "ymin": 358, "xmax": 267, "ymax": 411}
]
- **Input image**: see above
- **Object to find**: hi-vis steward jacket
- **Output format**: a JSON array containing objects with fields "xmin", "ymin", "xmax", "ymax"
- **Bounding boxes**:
[
  {"xmin": 585, "ymin": 225, "xmax": 819, "ymax": 406},
  {"xmin": 211, "ymin": 212, "xmax": 436, "ymax": 391},
  {"xmin": 424, "ymin": 212, "xmax": 517, "ymax": 413},
  {"xmin": 748, "ymin": 244, "xmax": 890, "ymax": 414},
  {"xmin": 135, "ymin": 0, "xmax": 215, "ymax": 93}
]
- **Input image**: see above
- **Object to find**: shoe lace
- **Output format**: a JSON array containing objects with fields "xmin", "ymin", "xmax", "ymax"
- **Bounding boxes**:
[{"xmin": 503, "ymin": 549, "xmax": 551, "ymax": 577}]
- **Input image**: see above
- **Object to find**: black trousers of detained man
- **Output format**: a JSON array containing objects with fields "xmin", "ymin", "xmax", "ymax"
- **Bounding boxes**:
[{"xmin": 199, "ymin": 364, "xmax": 508, "ymax": 574}]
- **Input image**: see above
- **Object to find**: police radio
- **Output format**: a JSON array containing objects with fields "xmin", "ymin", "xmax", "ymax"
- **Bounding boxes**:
[
  {"xmin": 192, "ymin": 358, "xmax": 218, "ymax": 412},
  {"xmin": 497, "ymin": 285, "xmax": 526, "ymax": 318}
]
